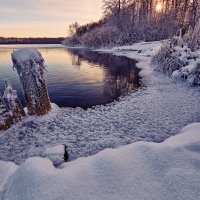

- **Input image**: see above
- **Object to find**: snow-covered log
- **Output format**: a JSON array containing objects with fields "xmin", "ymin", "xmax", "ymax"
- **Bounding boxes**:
[
  {"xmin": 0, "ymin": 94, "xmax": 12, "ymax": 131},
  {"xmin": 12, "ymin": 48, "xmax": 51, "ymax": 116},
  {"xmin": 3, "ymin": 80, "xmax": 25, "ymax": 122}
]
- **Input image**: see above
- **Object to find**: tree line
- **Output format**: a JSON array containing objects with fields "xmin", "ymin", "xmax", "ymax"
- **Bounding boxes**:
[
  {"xmin": 63, "ymin": 0, "xmax": 200, "ymax": 47},
  {"xmin": 0, "ymin": 37, "xmax": 64, "ymax": 45}
]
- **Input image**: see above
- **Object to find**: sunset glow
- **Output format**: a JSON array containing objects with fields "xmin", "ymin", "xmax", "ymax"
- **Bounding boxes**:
[
  {"xmin": 0, "ymin": 0, "xmax": 103, "ymax": 37},
  {"xmin": 156, "ymin": 2, "xmax": 163, "ymax": 12}
]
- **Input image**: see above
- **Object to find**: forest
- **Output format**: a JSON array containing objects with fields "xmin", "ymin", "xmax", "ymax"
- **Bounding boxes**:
[{"xmin": 63, "ymin": 0, "xmax": 200, "ymax": 47}]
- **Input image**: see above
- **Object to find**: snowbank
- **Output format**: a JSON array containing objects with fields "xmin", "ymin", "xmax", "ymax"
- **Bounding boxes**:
[
  {"xmin": 0, "ymin": 161, "xmax": 18, "ymax": 199},
  {"xmin": 0, "ymin": 123, "xmax": 200, "ymax": 200}
]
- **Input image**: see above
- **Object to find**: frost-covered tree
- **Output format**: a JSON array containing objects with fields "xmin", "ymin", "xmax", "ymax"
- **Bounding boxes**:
[
  {"xmin": 188, "ymin": 19, "xmax": 200, "ymax": 51},
  {"xmin": 3, "ymin": 80, "xmax": 25, "ymax": 122},
  {"xmin": 12, "ymin": 48, "xmax": 51, "ymax": 116},
  {"xmin": 63, "ymin": 0, "xmax": 200, "ymax": 47}
]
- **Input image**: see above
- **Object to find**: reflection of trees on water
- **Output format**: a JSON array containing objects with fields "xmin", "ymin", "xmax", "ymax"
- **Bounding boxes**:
[
  {"xmin": 67, "ymin": 48, "xmax": 140, "ymax": 102},
  {"xmin": 104, "ymin": 67, "xmax": 139, "ymax": 101},
  {"xmin": 71, "ymin": 54, "xmax": 81, "ymax": 68}
]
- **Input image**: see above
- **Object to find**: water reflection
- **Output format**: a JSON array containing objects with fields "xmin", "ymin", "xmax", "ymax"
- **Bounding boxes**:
[
  {"xmin": 0, "ymin": 46, "xmax": 140, "ymax": 108},
  {"xmin": 68, "ymin": 48, "xmax": 140, "ymax": 103}
]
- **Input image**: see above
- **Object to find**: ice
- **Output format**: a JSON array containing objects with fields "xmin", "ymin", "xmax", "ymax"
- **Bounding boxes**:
[{"xmin": 0, "ymin": 123, "xmax": 200, "ymax": 200}]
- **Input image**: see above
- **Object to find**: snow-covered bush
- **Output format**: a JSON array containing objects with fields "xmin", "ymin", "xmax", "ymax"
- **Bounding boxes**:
[
  {"xmin": 152, "ymin": 44, "xmax": 186, "ymax": 76},
  {"xmin": 153, "ymin": 20, "xmax": 200, "ymax": 84},
  {"xmin": 80, "ymin": 26, "xmax": 119, "ymax": 48},
  {"xmin": 172, "ymin": 61, "xmax": 200, "ymax": 85},
  {"xmin": 62, "ymin": 36, "xmax": 80, "ymax": 47},
  {"xmin": 152, "ymin": 36, "xmax": 200, "ymax": 85},
  {"xmin": 170, "ymin": 36, "xmax": 184, "ymax": 48},
  {"xmin": 12, "ymin": 48, "xmax": 51, "ymax": 116}
]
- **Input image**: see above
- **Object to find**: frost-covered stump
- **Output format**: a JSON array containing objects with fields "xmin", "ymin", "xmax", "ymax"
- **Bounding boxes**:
[
  {"xmin": 3, "ymin": 80, "xmax": 25, "ymax": 121},
  {"xmin": 0, "ymin": 81, "xmax": 25, "ymax": 131},
  {"xmin": 12, "ymin": 48, "xmax": 51, "ymax": 116},
  {"xmin": 0, "ymin": 95, "xmax": 13, "ymax": 131}
]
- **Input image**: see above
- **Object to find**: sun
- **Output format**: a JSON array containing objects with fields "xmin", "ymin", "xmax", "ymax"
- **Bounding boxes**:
[{"xmin": 156, "ymin": 2, "xmax": 163, "ymax": 12}]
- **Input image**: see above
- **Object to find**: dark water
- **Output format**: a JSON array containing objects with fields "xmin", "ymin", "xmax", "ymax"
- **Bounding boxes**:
[{"xmin": 0, "ymin": 45, "xmax": 140, "ymax": 108}]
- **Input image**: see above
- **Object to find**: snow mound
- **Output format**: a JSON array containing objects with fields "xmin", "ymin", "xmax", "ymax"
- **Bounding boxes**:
[
  {"xmin": 0, "ymin": 161, "xmax": 18, "ymax": 199},
  {"xmin": 1, "ymin": 123, "xmax": 200, "ymax": 200}
]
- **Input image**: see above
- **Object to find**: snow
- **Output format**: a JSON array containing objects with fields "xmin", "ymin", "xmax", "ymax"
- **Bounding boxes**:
[
  {"xmin": 0, "ymin": 123, "xmax": 200, "ymax": 200},
  {"xmin": 43, "ymin": 145, "xmax": 64, "ymax": 155},
  {"xmin": 42, "ymin": 144, "xmax": 66, "ymax": 166},
  {"xmin": 168, "ymin": 47, "xmax": 200, "ymax": 85},
  {"xmin": 151, "ymin": 36, "xmax": 200, "ymax": 86},
  {"xmin": 12, "ymin": 48, "xmax": 44, "ymax": 64},
  {"xmin": 12, "ymin": 48, "xmax": 46, "ymax": 88},
  {"xmin": 0, "ymin": 161, "xmax": 18, "ymax": 199},
  {"xmin": 0, "ymin": 41, "xmax": 200, "ymax": 164}
]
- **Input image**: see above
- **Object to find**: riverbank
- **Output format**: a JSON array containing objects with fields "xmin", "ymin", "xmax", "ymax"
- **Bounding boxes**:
[
  {"xmin": 0, "ymin": 40, "xmax": 200, "ymax": 199},
  {"xmin": 0, "ymin": 41, "xmax": 200, "ymax": 164}
]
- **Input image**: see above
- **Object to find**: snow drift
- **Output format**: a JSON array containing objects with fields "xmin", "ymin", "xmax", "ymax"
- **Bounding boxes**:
[{"xmin": 0, "ymin": 123, "xmax": 200, "ymax": 200}]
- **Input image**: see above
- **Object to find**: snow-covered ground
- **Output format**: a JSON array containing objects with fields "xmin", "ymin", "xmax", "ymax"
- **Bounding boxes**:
[
  {"xmin": 0, "ymin": 123, "xmax": 200, "ymax": 200},
  {"xmin": 0, "ymin": 41, "xmax": 200, "ymax": 164}
]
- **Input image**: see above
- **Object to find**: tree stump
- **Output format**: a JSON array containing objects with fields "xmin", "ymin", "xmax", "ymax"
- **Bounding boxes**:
[
  {"xmin": 12, "ymin": 48, "xmax": 51, "ymax": 116},
  {"xmin": 0, "ymin": 81, "xmax": 25, "ymax": 131},
  {"xmin": 3, "ymin": 80, "xmax": 26, "ymax": 121},
  {"xmin": 0, "ymin": 94, "xmax": 13, "ymax": 131}
]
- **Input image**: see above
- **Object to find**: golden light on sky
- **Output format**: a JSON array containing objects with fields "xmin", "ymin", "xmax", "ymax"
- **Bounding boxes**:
[
  {"xmin": 156, "ymin": 2, "xmax": 163, "ymax": 12},
  {"xmin": 0, "ymin": 0, "xmax": 103, "ymax": 37}
]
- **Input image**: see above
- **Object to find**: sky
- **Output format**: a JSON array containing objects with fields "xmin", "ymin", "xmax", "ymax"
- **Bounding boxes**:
[{"xmin": 0, "ymin": 0, "xmax": 103, "ymax": 37}]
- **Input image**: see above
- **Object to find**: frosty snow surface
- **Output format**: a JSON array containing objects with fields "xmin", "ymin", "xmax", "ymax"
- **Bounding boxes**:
[
  {"xmin": 0, "ymin": 123, "xmax": 200, "ymax": 200},
  {"xmin": 0, "ymin": 41, "xmax": 200, "ymax": 164}
]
